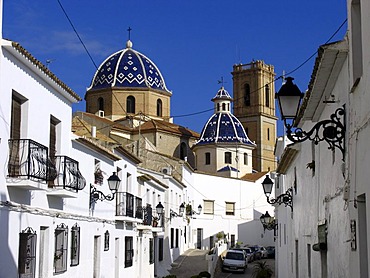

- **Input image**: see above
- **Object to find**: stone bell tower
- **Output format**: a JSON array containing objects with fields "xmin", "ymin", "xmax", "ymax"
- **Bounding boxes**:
[{"xmin": 232, "ymin": 60, "xmax": 277, "ymax": 172}]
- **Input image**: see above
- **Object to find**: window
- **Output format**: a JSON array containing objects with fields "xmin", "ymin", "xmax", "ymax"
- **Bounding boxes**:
[
  {"xmin": 94, "ymin": 159, "xmax": 103, "ymax": 185},
  {"xmin": 205, "ymin": 152, "xmax": 211, "ymax": 165},
  {"xmin": 226, "ymin": 202, "xmax": 235, "ymax": 216},
  {"xmin": 49, "ymin": 116, "xmax": 60, "ymax": 159},
  {"xmin": 70, "ymin": 223, "xmax": 80, "ymax": 266},
  {"xmin": 159, "ymin": 238, "xmax": 164, "ymax": 261},
  {"xmin": 98, "ymin": 97, "xmax": 104, "ymax": 111},
  {"xmin": 126, "ymin": 96, "xmax": 135, "ymax": 113},
  {"xmin": 222, "ymin": 103, "xmax": 226, "ymax": 111},
  {"xmin": 171, "ymin": 228, "xmax": 174, "ymax": 248},
  {"xmin": 265, "ymin": 85, "xmax": 270, "ymax": 107},
  {"xmin": 243, "ymin": 153, "xmax": 248, "ymax": 165},
  {"xmin": 217, "ymin": 103, "xmax": 220, "ymax": 112},
  {"xmin": 11, "ymin": 94, "xmax": 22, "ymax": 139},
  {"xmin": 104, "ymin": 230, "xmax": 110, "ymax": 251},
  {"xmin": 176, "ymin": 229, "xmax": 179, "ymax": 248},
  {"xmin": 225, "ymin": 152, "xmax": 232, "ymax": 164},
  {"xmin": 54, "ymin": 223, "xmax": 68, "ymax": 274},
  {"xmin": 18, "ymin": 227, "xmax": 37, "ymax": 278},
  {"xmin": 244, "ymin": 84, "xmax": 250, "ymax": 106},
  {"xmin": 203, "ymin": 200, "xmax": 214, "ymax": 215},
  {"xmin": 267, "ymin": 128, "xmax": 270, "ymax": 141},
  {"xmin": 125, "ymin": 236, "xmax": 133, "ymax": 267},
  {"xmin": 156, "ymin": 99, "xmax": 162, "ymax": 117},
  {"xmin": 180, "ymin": 142, "xmax": 187, "ymax": 160}
]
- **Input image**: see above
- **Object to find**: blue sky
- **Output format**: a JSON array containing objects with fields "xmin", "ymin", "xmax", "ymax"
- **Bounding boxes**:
[{"xmin": 3, "ymin": 1, "xmax": 347, "ymax": 135}]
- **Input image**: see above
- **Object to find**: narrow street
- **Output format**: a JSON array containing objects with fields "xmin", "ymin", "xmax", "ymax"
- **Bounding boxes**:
[{"xmin": 168, "ymin": 249, "xmax": 275, "ymax": 278}]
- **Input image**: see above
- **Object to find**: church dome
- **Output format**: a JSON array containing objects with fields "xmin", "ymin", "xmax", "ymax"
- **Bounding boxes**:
[
  {"xmin": 88, "ymin": 40, "xmax": 170, "ymax": 93},
  {"xmin": 194, "ymin": 87, "xmax": 255, "ymax": 146}
]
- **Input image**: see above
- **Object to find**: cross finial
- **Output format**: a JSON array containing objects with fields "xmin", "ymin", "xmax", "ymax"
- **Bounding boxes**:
[
  {"xmin": 217, "ymin": 77, "xmax": 227, "ymax": 87},
  {"xmin": 127, "ymin": 27, "xmax": 132, "ymax": 40}
]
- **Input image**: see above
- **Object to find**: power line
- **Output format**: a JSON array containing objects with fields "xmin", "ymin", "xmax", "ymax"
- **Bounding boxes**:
[
  {"xmin": 56, "ymin": 0, "xmax": 98, "ymax": 69},
  {"xmin": 171, "ymin": 18, "xmax": 348, "ymax": 119}
]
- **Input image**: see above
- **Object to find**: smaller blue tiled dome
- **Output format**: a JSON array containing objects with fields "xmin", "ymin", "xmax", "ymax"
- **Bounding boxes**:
[
  {"xmin": 195, "ymin": 113, "xmax": 255, "ymax": 145},
  {"xmin": 194, "ymin": 87, "xmax": 255, "ymax": 147},
  {"xmin": 88, "ymin": 40, "xmax": 170, "ymax": 93}
]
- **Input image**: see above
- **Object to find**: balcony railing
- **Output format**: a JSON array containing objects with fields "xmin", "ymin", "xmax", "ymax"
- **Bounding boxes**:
[
  {"xmin": 52, "ymin": 156, "xmax": 86, "ymax": 192},
  {"xmin": 8, "ymin": 139, "xmax": 57, "ymax": 182},
  {"xmin": 116, "ymin": 192, "xmax": 135, "ymax": 217}
]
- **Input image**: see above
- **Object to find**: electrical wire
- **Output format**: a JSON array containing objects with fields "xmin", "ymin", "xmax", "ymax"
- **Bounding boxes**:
[{"xmin": 56, "ymin": 0, "xmax": 98, "ymax": 69}]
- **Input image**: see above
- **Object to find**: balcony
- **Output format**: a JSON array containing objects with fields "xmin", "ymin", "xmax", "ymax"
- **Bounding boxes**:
[
  {"xmin": 136, "ymin": 204, "xmax": 164, "ymax": 231},
  {"xmin": 47, "ymin": 156, "xmax": 86, "ymax": 198},
  {"xmin": 115, "ymin": 193, "xmax": 142, "ymax": 222},
  {"xmin": 7, "ymin": 139, "xmax": 57, "ymax": 190}
]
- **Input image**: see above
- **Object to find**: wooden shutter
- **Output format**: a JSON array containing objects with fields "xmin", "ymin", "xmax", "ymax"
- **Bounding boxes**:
[{"xmin": 11, "ymin": 97, "xmax": 21, "ymax": 139}]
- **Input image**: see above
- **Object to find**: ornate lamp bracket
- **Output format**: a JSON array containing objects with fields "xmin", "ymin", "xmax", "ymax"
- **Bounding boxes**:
[{"xmin": 285, "ymin": 106, "xmax": 345, "ymax": 161}]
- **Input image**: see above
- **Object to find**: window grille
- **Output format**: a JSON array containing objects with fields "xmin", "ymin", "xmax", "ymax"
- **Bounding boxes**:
[
  {"xmin": 54, "ymin": 223, "xmax": 68, "ymax": 274},
  {"xmin": 70, "ymin": 223, "xmax": 80, "ymax": 266},
  {"xmin": 18, "ymin": 227, "xmax": 37, "ymax": 278},
  {"xmin": 125, "ymin": 236, "xmax": 134, "ymax": 267},
  {"xmin": 104, "ymin": 230, "xmax": 110, "ymax": 251}
]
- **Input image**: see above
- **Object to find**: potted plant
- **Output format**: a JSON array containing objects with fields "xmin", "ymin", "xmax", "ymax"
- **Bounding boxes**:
[
  {"xmin": 252, "ymin": 261, "xmax": 273, "ymax": 278},
  {"xmin": 94, "ymin": 168, "xmax": 104, "ymax": 185}
]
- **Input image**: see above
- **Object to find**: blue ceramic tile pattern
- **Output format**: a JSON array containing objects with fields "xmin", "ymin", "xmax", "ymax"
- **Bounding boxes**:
[
  {"xmin": 89, "ymin": 45, "xmax": 169, "ymax": 92},
  {"xmin": 195, "ymin": 113, "xmax": 254, "ymax": 146}
]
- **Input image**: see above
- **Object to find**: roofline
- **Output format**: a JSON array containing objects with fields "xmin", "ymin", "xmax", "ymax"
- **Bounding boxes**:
[{"xmin": 2, "ymin": 40, "xmax": 81, "ymax": 102}]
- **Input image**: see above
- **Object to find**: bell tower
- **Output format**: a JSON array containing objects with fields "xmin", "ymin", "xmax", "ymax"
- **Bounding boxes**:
[{"xmin": 232, "ymin": 60, "xmax": 277, "ymax": 172}]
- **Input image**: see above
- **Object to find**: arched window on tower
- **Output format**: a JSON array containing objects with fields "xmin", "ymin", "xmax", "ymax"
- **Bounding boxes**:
[
  {"xmin": 127, "ymin": 96, "xmax": 135, "ymax": 114},
  {"xmin": 98, "ymin": 97, "xmax": 104, "ymax": 111},
  {"xmin": 265, "ymin": 84, "xmax": 270, "ymax": 107},
  {"xmin": 180, "ymin": 142, "xmax": 187, "ymax": 160},
  {"xmin": 217, "ymin": 103, "xmax": 220, "ymax": 112},
  {"xmin": 157, "ymin": 99, "xmax": 162, "ymax": 117},
  {"xmin": 222, "ymin": 103, "xmax": 226, "ymax": 111},
  {"xmin": 244, "ymin": 84, "xmax": 250, "ymax": 106}
]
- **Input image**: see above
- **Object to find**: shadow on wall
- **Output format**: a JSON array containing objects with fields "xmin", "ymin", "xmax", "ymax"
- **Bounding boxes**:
[
  {"xmin": 237, "ymin": 219, "xmax": 275, "ymax": 247},
  {"xmin": 0, "ymin": 193, "xmax": 17, "ymax": 277}
]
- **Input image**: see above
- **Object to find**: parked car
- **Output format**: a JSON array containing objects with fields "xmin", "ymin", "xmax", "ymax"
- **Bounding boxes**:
[
  {"xmin": 231, "ymin": 247, "xmax": 253, "ymax": 263},
  {"xmin": 266, "ymin": 246, "xmax": 275, "ymax": 258},
  {"xmin": 248, "ymin": 246, "xmax": 260, "ymax": 260},
  {"xmin": 259, "ymin": 246, "xmax": 268, "ymax": 258},
  {"xmin": 222, "ymin": 250, "xmax": 247, "ymax": 273}
]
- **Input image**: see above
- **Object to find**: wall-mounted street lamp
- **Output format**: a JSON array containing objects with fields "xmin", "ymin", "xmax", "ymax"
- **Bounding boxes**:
[
  {"xmin": 169, "ymin": 203, "xmax": 185, "ymax": 220},
  {"xmin": 262, "ymin": 175, "xmax": 293, "ymax": 210},
  {"xmin": 183, "ymin": 203, "xmax": 202, "ymax": 217},
  {"xmin": 260, "ymin": 211, "xmax": 277, "ymax": 231},
  {"xmin": 90, "ymin": 172, "xmax": 121, "ymax": 207},
  {"xmin": 276, "ymin": 77, "xmax": 346, "ymax": 160}
]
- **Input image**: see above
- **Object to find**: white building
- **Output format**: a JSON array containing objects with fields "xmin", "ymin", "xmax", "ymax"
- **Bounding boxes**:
[{"xmin": 274, "ymin": 0, "xmax": 370, "ymax": 277}]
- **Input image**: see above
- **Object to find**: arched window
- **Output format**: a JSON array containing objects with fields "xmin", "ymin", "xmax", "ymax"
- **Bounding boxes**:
[
  {"xmin": 265, "ymin": 84, "xmax": 270, "ymax": 107},
  {"xmin": 157, "ymin": 99, "xmax": 162, "ymax": 117},
  {"xmin": 180, "ymin": 142, "xmax": 187, "ymax": 160},
  {"xmin": 222, "ymin": 103, "xmax": 226, "ymax": 111},
  {"xmin": 98, "ymin": 97, "xmax": 104, "ymax": 111},
  {"xmin": 244, "ymin": 84, "xmax": 250, "ymax": 106},
  {"xmin": 217, "ymin": 103, "xmax": 220, "ymax": 112},
  {"xmin": 126, "ymin": 96, "xmax": 135, "ymax": 114}
]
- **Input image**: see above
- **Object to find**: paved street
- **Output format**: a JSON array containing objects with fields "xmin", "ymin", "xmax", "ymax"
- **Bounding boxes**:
[
  {"xmin": 168, "ymin": 249, "xmax": 209, "ymax": 278},
  {"xmin": 168, "ymin": 249, "xmax": 275, "ymax": 278}
]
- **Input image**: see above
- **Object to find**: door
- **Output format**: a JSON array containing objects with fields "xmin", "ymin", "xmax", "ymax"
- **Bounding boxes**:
[{"xmin": 197, "ymin": 228, "xmax": 202, "ymax": 249}]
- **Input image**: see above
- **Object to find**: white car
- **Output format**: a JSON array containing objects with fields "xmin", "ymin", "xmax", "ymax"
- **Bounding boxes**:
[{"xmin": 222, "ymin": 250, "xmax": 247, "ymax": 273}]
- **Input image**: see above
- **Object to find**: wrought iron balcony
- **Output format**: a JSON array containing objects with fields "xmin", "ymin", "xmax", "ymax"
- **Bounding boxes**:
[
  {"xmin": 116, "ymin": 192, "xmax": 135, "ymax": 218},
  {"xmin": 8, "ymin": 139, "xmax": 57, "ymax": 182},
  {"xmin": 52, "ymin": 156, "xmax": 86, "ymax": 192}
]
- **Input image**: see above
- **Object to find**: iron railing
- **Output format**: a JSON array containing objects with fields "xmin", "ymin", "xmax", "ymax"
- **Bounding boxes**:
[
  {"xmin": 8, "ymin": 139, "xmax": 57, "ymax": 182},
  {"xmin": 116, "ymin": 192, "xmax": 135, "ymax": 217},
  {"xmin": 53, "ymin": 156, "xmax": 86, "ymax": 192}
]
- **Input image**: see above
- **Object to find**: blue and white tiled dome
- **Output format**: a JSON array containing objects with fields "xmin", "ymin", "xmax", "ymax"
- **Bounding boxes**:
[
  {"xmin": 88, "ymin": 40, "xmax": 170, "ymax": 93},
  {"xmin": 194, "ymin": 87, "xmax": 255, "ymax": 146}
]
